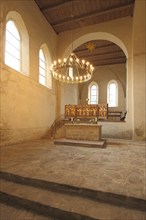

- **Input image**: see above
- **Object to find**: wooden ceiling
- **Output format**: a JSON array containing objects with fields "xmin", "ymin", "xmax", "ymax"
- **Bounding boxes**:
[
  {"xmin": 35, "ymin": 0, "xmax": 135, "ymax": 67},
  {"xmin": 74, "ymin": 40, "xmax": 126, "ymax": 67}
]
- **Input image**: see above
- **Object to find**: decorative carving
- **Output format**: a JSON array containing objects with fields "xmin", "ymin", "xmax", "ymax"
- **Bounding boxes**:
[
  {"xmin": 65, "ymin": 104, "xmax": 100, "ymax": 118},
  {"xmin": 91, "ymin": 105, "xmax": 98, "ymax": 117},
  {"xmin": 98, "ymin": 104, "xmax": 108, "ymax": 119},
  {"xmin": 65, "ymin": 105, "xmax": 76, "ymax": 117},
  {"xmin": 76, "ymin": 105, "xmax": 83, "ymax": 117}
]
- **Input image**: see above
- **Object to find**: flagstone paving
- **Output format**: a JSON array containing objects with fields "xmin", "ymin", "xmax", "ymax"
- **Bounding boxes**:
[{"xmin": 1, "ymin": 138, "xmax": 146, "ymax": 200}]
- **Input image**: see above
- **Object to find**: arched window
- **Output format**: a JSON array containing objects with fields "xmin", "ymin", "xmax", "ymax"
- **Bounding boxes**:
[
  {"xmin": 5, "ymin": 11, "xmax": 29, "ymax": 75},
  {"xmin": 88, "ymin": 82, "xmax": 99, "ymax": 104},
  {"xmin": 39, "ymin": 44, "xmax": 52, "ymax": 89},
  {"xmin": 5, "ymin": 20, "xmax": 21, "ymax": 71},
  {"xmin": 39, "ymin": 48, "xmax": 47, "ymax": 86},
  {"xmin": 107, "ymin": 80, "xmax": 118, "ymax": 107}
]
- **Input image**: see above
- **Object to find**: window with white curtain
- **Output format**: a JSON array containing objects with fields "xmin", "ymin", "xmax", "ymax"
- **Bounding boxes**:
[
  {"xmin": 5, "ymin": 20, "xmax": 21, "ymax": 71},
  {"xmin": 107, "ymin": 80, "xmax": 118, "ymax": 107},
  {"xmin": 88, "ymin": 82, "xmax": 99, "ymax": 104},
  {"xmin": 39, "ymin": 48, "xmax": 47, "ymax": 86}
]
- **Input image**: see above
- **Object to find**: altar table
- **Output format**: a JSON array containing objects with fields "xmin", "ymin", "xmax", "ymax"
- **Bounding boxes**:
[{"xmin": 65, "ymin": 123, "xmax": 102, "ymax": 141}]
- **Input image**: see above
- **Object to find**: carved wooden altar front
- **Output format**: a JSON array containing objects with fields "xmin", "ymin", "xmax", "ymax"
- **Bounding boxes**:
[{"xmin": 65, "ymin": 104, "xmax": 108, "ymax": 120}]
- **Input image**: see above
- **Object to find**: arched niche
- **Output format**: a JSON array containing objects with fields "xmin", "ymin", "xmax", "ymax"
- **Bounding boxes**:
[
  {"xmin": 63, "ymin": 32, "xmax": 128, "ymax": 59},
  {"xmin": 64, "ymin": 32, "xmax": 128, "ymax": 113}
]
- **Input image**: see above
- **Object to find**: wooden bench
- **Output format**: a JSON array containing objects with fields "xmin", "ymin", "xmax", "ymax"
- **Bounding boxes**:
[{"xmin": 108, "ymin": 111, "xmax": 122, "ymax": 120}]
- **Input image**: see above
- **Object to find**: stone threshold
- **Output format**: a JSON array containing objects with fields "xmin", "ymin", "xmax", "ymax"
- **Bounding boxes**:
[
  {"xmin": 54, "ymin": 138, "xmax": 106, "ymax": 148},
  {"xmin": 106, "ymin": 138, "xmax": 146, "ymax": 146}
]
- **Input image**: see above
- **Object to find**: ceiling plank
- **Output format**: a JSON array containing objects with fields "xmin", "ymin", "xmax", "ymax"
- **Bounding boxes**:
[
  {"xmin": 91, "ymin": 56, "xmax": 126, "ymax": 62},
  {"xmin": 74, "ymin": 43, "xmax": 117, "ymax": 53},
  {"xmin": 52, "ymin": 3, "xmax": 133, "ymax": 27},
  {"xmin": 76, "ymin": 49, "xmax": 123, "ymax": 58},
  {"xmin": 92, "ymin": 56, "xmax": 126, "ymax": 63},
  {"xmin": 40, "ymin": 1, "xmax": 73, "ymax": 12},
  {"xmin": 94, "ymin": 57, "xmax": 126, "ymax": 65},
  {"xmin": 94, "ymin": 59, "xmax": 126, "ymax": 67}
]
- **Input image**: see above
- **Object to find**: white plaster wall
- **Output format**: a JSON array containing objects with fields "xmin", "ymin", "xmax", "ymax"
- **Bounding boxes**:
[
  {"xmin": 132, "ymin": 0, "xmax": 146, "ymax": 140},
  {"xmin": 79, "ymin": 64, "xmax": 126, "ymax": 112},
  {"xmin": 0, "ymin": 0, "xmax": 58, "ymax": 145},
  {"xmin": 98, "ymin": 121, "xmax": 132, "ymax": 140},
  {"xmin": 60, "ymin": 83, "xmax": 78, "ymax": 115}
]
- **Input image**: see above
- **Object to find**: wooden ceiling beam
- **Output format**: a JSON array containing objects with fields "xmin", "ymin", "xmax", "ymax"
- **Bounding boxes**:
[
  {"xmin": 90, "ymin": 56, "xmax": 126, "ymax": 62},
  {"xmin": 74, "ymin": 43, "xmax": 117, "ymax": 53},
  {"xmin": 88, "ymin": 56, "xmax": 126, "ymax": 66},
  {"xmin": 76, "ymin": 49, "xmax": 124, "ymax": 58},
  {"xmin": 40, "ymin": 0, "xmax": 73, "ymax": 12},
  {"xmin": 52, "ymin": 3, "xmax": 133, "ymax": 27},
  {"xmin": 94, "ymin": 59, "xmax": 126, "ymax": 67}
]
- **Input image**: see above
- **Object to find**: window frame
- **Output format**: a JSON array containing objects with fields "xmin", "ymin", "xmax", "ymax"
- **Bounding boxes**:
[
  {"xmin": 88, "ymin": 81, "xmax": 99, "ymax": 104},
  {"xmin": 39, "ymin": 48, "xmax": 47, "ymax": 86},
  {"xmin": 39, "ymin": 44, "xmax": 52, "ymax": 89},
  {"xmin": 5, "ymin": 11, "xmax": 29, "ymax": 75},
  {"xmin": 5, "ymin": 20, "xmax": 21, "ymax": 72},
  {"xmin": 107, "ymin": 80, "xmax": 118, "ymax": 107}
]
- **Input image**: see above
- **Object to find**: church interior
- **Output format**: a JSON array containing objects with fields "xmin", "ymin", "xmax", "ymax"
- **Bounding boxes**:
[{"xmin": 0, "ymin": 0, "xmax": 146, "ymax": 219}]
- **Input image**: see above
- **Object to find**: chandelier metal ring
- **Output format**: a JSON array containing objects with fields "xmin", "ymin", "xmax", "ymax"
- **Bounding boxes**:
[{"xmin": 50, "ymin": 52, "xmax": 94, "ymax": 84}]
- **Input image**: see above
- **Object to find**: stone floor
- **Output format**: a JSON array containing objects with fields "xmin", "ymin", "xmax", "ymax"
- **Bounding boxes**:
[
  {"xmin": 0, "ymin": 138, "xmax": 146, "ymax": 219},
  {"xmin": 1, "ymin": 138, "xmax": 146, "ymax": 200}
]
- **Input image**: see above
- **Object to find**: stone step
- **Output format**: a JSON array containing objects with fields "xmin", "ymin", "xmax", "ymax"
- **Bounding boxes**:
[
  {"xmin": 1, "ymin": 179, "xmax": 146, "ymax": 220},
  {"xmin": 106, "ymin": 138, "xmax": 146, "ymax": 146},
  {"xmin": 0, "ymin": 171, "xmax": 145, "ymax": 212},
  {"xmin": 54, "ymin": 138, "xmax": 106, "ymax": 148},
  {"xmin": 0, "ymin": 203, "xmax": 54, "ymax": 220}
]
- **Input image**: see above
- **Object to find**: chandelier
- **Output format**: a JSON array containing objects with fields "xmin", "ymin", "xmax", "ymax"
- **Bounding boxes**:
[
  {"xmin": 50, "ymin": 0, "xmax": 94, "ymax": 84},
  {"xmin": 50, "ymin": 52, "xmax": 94, "ymax": 84}
]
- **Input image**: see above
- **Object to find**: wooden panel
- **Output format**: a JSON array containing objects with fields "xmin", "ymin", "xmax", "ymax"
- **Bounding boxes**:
[
  {"xmin": 65, "ymin": 104, "xmax": 101, "ymax": 119},
  {"xmin": 76, "ymin": 104, "xmax": 98, "ymax": 117},
  {"xmin": 98, "ymin": 104, "xmax": 108, "ymax": 120},
  {"xmin": 65, "ymin": 105, "xmax": 76, "ymax": 118}
]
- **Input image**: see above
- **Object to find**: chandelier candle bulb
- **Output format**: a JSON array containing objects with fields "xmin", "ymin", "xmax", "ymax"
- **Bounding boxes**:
[{"xmin": 51, "ymin": 53, "xmax": 94, "ymax": 83}]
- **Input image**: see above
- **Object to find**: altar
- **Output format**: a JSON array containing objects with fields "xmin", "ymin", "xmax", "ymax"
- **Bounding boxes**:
[
  {"xmin": 65, "ymin": 123, "xmax": 102, "ymax": 141},
  {"xmin": 63, "ymin": 104, "xmax": 106, "ymax": 142},
  {"xmin": 65, "ymin": 104, "xmax": 108, "ymax": 120}
]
